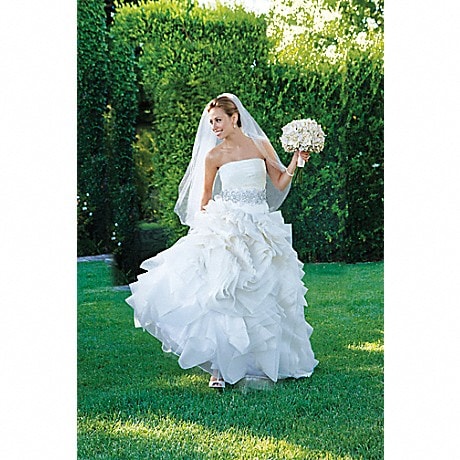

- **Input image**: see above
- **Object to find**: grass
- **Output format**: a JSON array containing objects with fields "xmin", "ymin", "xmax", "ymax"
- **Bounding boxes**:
[{"xmin": 78, "ymin": 260, "xmax": 383, "ymax": 459}]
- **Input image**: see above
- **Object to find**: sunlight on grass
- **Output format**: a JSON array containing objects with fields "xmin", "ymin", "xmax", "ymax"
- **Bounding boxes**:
[
  {"xmin": 347, "ymin": 341, "xmax": 384, "ymax": 353},
  {"xmin": 152, "ymin": 373, "xmax": 210, "ymax": 392},
  {"xmin": 79, "ymin": 415, "xmax": 355, "ymax": 460}
]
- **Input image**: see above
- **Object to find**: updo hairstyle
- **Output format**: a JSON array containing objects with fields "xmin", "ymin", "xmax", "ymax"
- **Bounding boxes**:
[{"xmin": 207, "ymin": 96, "xmax": 242, "ymax": 127}]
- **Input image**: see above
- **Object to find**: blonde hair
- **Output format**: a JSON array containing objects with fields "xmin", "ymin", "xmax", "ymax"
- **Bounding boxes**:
[{"xmin": 207, "ymin": 95, "xmax": 242, "ymax": 127}]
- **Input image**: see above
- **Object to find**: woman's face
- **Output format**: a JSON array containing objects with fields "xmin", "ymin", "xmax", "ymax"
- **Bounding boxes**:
[{"xmin": 208, "ymin": 107, "xmax": 235, "ymax": 140}]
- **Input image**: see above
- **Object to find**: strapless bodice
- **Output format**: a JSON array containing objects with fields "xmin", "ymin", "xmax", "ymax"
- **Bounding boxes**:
[
  {"xmin": 217, "ymin": 158, "xmax": 267, "ymax": 207},
  {"xmin": 218, "ymin": 158, "xmax": 266, "ymax": 191}
]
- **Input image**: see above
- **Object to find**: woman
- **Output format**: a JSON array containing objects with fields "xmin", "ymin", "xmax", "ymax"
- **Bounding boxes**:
[{"xmin": 126, "ymin": 93, "xmax": 318, "ymax": 389}]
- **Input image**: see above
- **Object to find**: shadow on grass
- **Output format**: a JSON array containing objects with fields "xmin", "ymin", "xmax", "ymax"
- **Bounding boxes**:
[
  {"xmin": 78, "ymin": 411, "xmax": 360, "ymax": 460},
  {"xmin": 79, "ymin": 345, "xmax": 382, "ymax": 459}
]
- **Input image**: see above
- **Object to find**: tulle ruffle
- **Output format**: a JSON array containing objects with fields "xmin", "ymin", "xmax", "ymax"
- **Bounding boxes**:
[{"xmin": 126, "ymin": 197, "xmax": 318, "ymax": 384}]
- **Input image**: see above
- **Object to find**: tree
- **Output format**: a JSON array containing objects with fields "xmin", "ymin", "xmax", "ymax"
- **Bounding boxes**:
[{"xmin": 267, "ymin": 0, "xmax": 383, "ymax": 69}]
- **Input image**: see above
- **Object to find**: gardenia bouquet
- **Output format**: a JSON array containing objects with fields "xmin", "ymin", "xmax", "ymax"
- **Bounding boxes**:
[{"xmin": 280, "ymin": 118, "xmax": 326, "ymax": 167}]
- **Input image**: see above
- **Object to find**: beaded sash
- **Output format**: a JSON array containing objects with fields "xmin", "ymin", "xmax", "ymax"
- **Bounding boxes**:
[{"xmin": 221, "ymin": 188, "xmax": 267, "ymax": 205}]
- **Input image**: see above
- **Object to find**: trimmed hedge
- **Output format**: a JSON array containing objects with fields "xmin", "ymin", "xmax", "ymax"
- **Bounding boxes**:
[
  {"xmin": 77, "ymin": 0, "xmax": 111, "ymax": 255},
  {"xmin": 112, "ymin": 222, "xmax": 170, "ymax": 285},
  {"xmin": 106, "ymin": 26, "xmax": 141, "ymax": 282},
  {"xmin": 264, "ymin": 53, "xmax": 383, "ymax": 262},
  {"xmin": 80, "ymin": 0, "xmax": 383, "ymax": 269}
]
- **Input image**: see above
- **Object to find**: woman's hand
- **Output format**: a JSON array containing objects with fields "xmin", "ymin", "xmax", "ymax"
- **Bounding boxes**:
[{"xmin": 297, "ymin": 150, "xmax": 311, "ymax": 163}]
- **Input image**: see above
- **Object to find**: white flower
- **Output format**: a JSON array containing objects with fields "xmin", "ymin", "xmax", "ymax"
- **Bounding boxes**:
[
  {"xmin": 367, "ymin": 18, "xmax": 378, "ymax": 30},
  {"xmin": 313, "ymin": 8, "xmax": 342, "ymax": 33},
  {"xmin": 82, "ymin": 207, "xmax": 87, "ymax": 211},
  {"xmin": 372, "ymin": 163, "xmax": 380, "ymax": 168},
  {"xmin": 280, "ymin": 118, "xmax": 326, "ymax": 154},
  {"xmin": 89, "ymin": 212, "xmax": 93, "ymax": 216},
  {"xmin": 356, "ymin": 31, "xmax": 368, "ymax": 46},
  {"xmin": 86, "ymin": 192, "xmax": 90, "ymax": 196},
  {"xmin": 114, "ymin": 223, "xmax": 118, "ymax": 227},
  {"xmin": 118, "ymin": 242, "xmax": 121, "ymax": 246},
  {"xmin": 325, "ymin": 44, "xmax": 338, "ymax": 60},
  {"xmin": 322, "ymin": 9, "xmax": 341, "ymax": 23},
  {"xmin": 111, "ymin": 237, "xmax": 116, "ymax": 240}
]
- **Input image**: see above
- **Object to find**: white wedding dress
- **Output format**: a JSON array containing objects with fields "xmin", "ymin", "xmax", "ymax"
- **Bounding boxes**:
[{"xmin": 126, "ymin": 158, "xmax": 318, "ymax": 384}]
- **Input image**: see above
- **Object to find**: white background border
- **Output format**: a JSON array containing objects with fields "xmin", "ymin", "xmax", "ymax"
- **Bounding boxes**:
[{"xmin": 1, "ymin": 1, "xmax": 459, "ymax": 458}]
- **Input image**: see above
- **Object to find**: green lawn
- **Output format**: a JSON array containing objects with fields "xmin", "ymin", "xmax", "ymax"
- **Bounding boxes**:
[{"xmin": 78, "ymin": 261, "xmax": 383, "ymax": 460}]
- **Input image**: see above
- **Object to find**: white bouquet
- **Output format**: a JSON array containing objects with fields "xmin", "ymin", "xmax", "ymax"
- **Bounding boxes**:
[{"xmin": 280, "ymin": 118, "xmax": 326, "ymax": 167}]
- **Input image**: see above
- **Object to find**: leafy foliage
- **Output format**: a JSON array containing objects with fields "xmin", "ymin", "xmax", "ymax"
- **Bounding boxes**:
[
  {"xmin": 265, "ymin": 52, "xmax": 383, "ymax": 262},
  {"xmin": 77, "ymin": 0, "xmax": 111, "ymax": 254},
  {"xmin": 132, "ymin": 129, "xmax": 160, "ymax": 222},
  {"xmin": 79, "ymin": 0, "xmax": 383, "ymax": 265},
  {"xmin": 267, "ymin": 0, "xmax": 384, "ymax": 70},
  {"xmin": 106, "ymin": 31, "xmax": 141, "ymax": 282}
]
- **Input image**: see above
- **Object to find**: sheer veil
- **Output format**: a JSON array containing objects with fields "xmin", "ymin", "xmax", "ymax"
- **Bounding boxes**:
[{"xmin": 174, "ymin": 93, "xmax": 291, "ymax": 226}]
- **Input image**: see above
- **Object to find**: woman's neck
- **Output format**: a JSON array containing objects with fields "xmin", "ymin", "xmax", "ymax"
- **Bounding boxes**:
[{"xmin": 222, "ymin": 128, "xmax": 246, "ymax": 147}]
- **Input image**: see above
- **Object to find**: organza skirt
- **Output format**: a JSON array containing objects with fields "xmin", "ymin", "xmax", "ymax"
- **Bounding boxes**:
[{"xmin": 126, "ymin": 197, "xmax": 318, "ymax": 384}]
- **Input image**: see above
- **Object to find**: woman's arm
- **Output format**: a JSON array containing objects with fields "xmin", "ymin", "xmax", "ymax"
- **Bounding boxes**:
[
  {"xmin": 200, "ymin": 153, "xmax": 219, "ymax": 210},
  {"xmin": 263, "ymin": 140, "xmax": 310, "ymax": 190}
]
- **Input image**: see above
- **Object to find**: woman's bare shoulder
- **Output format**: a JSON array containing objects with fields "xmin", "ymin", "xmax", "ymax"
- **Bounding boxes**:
[{"xmin": 205, "ymin": 145, "xmax": 224, "ymax": 166}]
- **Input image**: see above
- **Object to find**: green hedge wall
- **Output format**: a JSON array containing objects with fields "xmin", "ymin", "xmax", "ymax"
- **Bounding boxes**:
[
  {"xmin": 87, "ymin": 0, "xmax": 383, "ymax": 269},
  {"xmin": 263, "ymin": 53, "xmax": 383, "ymax": 262},
  {"xmin": 77, "ymin": 0, "xmax": 111, "ymax": 255},
  {"xmin": 106, "ymin": 25, "xmax": 141, "ymax": 282},
  {"xmin": 340, "ymin": 51, "xmax": 384, "ymax": 262}
]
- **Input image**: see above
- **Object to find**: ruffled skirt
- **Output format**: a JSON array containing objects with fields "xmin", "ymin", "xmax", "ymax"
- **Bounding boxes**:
[{"xmin": 126, "ymin": 197, "xmax": 318, "ymax": 384}]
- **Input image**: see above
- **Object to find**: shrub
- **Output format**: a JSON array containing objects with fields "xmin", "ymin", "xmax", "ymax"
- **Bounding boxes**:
[
  {"xmin": 77, "ymin": 0, "xmax": 111, "ymax": 253},
  {"xmin": 112, "ymin": 221, "xmax": 170, "ymax": 285},
  {"xmin": 106, "ymin": 32, "xmax": 141, "ymax": 281},
  {"xmin": 132, "ymin": 129, "xmax": 160, "ymax": 222},
  {"xmin": 77, "ymin": 190, "xmax": 102, "ymax": 256},
  {"xmin": 263, "ymin": 53, "xmax": 383, "ymax": 262}
]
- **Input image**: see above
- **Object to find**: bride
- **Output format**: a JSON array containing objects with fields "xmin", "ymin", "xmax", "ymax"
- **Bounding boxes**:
[{"xmin": 126, "ymin": 93, "xmax": 318, "ymax": 389}]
